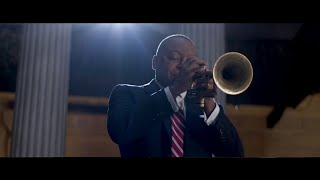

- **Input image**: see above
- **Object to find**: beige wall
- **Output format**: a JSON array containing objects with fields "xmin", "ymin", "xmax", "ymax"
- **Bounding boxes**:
[
  {"xmin": 66, "ymin": 112, "xmax": 119, "ymax": 157},
  {"xmin": 1, "ymin": 92, "xmax": 320, "ymax": 157},
  {"xmin": 227, "ymin": 93, "xmax": 320, "ymax": 157}
]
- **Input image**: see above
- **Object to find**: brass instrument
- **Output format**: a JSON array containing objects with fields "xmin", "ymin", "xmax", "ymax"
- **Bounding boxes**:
[{"xmin": 188, "ymin": 52, "xmax": 253, "ymax": 107}]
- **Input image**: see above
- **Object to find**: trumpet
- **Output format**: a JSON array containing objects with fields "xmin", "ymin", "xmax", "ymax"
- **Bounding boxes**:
[{"xmin": 188, "ymin": 52, "xmax": 253, "ymax": 107}]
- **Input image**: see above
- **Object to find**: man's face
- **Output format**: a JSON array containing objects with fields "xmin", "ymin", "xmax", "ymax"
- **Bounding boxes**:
[{"xmin": 153, "ymin": 38, "xmax": 197, "ymax": 87}]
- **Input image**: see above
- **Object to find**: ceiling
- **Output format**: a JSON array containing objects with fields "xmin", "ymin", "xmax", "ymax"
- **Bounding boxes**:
[{"xmin": 71, "ymin": 23, "xmax": 304, "ymax": 41}]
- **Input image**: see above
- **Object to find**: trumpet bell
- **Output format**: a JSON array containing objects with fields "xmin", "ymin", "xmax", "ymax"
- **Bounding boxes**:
[{"xmin": 213, "ymin": 52, "xmax": 253, "ymax": 95}]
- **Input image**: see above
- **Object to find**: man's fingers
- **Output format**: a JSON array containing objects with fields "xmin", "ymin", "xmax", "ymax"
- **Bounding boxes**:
[
  {"xmin": 193, "ymin": 82, "xmax": 208, "ymax": 89},
  {"xmin": 181, "ymin": 56, "xmax": 207, "ymax": 71},
  {"xmin": 207, "ymin": 79, "xmax": 215, "ymax": 89},
  {"xmin": 193, "ymin": 78, "xmax": 215, "ymax": 89}
]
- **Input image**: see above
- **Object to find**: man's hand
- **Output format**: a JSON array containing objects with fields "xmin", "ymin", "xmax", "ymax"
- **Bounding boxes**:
[
  {"xmin": 169, "ymin": 56, "xmax": 208, "ymax": 98},
  {"xmin": 192, "ymin": 70, "xmax": 217, "ymax": 116},
  {"xmin": 204, "ymin": 78, "xmax": 217, "ymax": 116}
]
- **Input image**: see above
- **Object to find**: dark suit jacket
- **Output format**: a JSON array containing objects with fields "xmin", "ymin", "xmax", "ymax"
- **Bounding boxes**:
[{"xmin": 107, "ymin": 79, "xmax": 244, "ymax": 157}]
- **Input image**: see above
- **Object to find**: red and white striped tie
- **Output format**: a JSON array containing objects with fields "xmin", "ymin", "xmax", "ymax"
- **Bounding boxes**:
[{"xmin": 170, "ymin": 109, "xmax": 185, "ymax": 157}]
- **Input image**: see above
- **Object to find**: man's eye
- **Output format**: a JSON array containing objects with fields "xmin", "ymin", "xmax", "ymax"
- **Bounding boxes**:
[
  {"xmin": 168, "ymin": 55, "xmax": 180, "ymax": 60},
  {"xmin": 169, "ymin": 57, "xmax": 179, "ymax": 61}
]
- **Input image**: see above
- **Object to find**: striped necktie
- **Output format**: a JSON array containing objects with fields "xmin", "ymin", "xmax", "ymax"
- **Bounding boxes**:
[{"xmin": 170, "ymin": 108, "xmax": 185, "ymax": 157}]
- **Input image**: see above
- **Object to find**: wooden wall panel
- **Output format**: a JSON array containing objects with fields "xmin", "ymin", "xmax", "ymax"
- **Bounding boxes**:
[{"xmin": 1, "ymin": 92, "xmax": 320, "ymax": 157}]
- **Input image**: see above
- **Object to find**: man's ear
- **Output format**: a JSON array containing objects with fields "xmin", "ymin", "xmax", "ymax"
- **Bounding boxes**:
[{"xmin": 152, "ymin": 55, "xmax": 157, "ymax": 70}]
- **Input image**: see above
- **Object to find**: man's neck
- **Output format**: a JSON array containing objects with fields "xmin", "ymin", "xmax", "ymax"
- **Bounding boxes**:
[{"xmin": 155, "ymin": 78, "xmax": 187, "ymax": 99}]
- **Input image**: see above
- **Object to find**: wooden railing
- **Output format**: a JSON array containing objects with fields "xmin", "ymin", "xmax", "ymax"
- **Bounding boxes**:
[{"xmin": 0, "ymin": 92, "xmax": 109, "ymax": 106}]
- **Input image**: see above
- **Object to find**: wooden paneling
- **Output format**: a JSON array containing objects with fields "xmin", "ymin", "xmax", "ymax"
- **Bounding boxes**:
[
  {"xmin": 226, "ymin": 105, "xmax": 270, "ymax": 157},
  {"xmin": 65, "ymin": 112, "xmax": 119, "ymax": 157},
  {"xmin": 226, "ymin": 93, "xmax": 320, "ymax": 157},
  {"xmin": 1, "ymin": 92, "xmax": 320, "ymax": 157},
  {"xmin": 0, "ymin": 109, "xmax": 12, "ymax": 156}
]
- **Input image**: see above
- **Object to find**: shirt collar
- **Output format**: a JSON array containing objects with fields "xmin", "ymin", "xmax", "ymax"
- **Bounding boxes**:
[{"xmin": 180, "ymin": 91, "xmax": 187, "ymax": 99}]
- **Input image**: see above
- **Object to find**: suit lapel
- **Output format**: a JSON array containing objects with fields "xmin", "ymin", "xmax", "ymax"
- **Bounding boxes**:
[
  {"xmin": 142, "ymin": 79, "xmax": 172, "ymax": 140},
  {"xmin": 163, "ymin": 115, "xmax": 172, "ymax": 141},
  {"xmin": 185, "ymin": 93, "xmax": 203, "ymax": 128}
]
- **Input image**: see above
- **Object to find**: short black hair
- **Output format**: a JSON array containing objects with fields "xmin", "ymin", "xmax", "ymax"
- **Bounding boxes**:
[{"xmin": 155, "ymin": 34, "xmax": 195, "ymax": 56}]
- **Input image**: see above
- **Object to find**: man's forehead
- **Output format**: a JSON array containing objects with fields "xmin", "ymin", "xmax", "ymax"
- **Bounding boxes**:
[{"xmin": 164, "ymin": 38, "xmax": 197, "ymax": 53}]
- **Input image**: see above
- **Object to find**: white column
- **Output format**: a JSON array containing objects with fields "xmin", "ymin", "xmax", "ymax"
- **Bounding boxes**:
[
  {"xmin": 10, "ymin": 23, "xmax": 72, "ymax": 157},
  {"xmin": 178, "ymin": 23, "xmax": 227, "ymax": 108}
]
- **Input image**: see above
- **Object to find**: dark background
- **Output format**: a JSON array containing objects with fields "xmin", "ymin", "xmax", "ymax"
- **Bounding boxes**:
[{"xmin": 2, "ymin": 23, "xmax": 319, "ymax": 107}]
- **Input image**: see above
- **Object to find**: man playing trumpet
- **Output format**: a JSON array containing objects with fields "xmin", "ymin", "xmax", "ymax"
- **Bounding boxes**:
[{"xmin": 107, "ymin": 34, "xmax": 244, "ymax": 157}]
